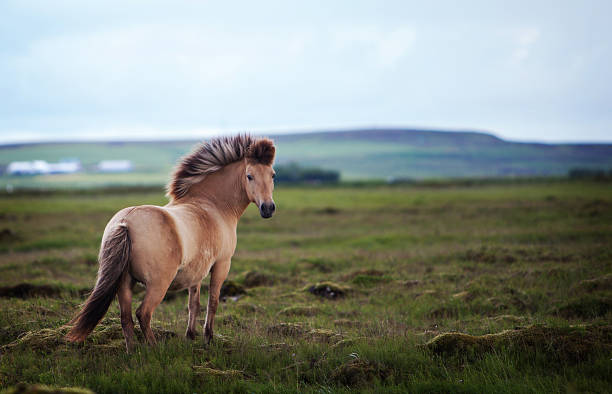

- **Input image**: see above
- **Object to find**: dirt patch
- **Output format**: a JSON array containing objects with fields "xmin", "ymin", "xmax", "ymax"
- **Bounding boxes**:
[
  {"xmin": 301, "ymin": 258, "xmax": 334, "ymax": 273},
  {"xmin": 404, "ymin": 280, "xmax": 420, "ymax": 288},
  {"xmin": 306, "ymin": 281, "xmax": 350, "ymax": 299},
  {"xmin": 0, "ymin": 228, "xmax": 19, "ymax": 242},
  {"xmin": 1, "ymin": 383, "xmax": 94, "ymax": 394},
  {"xmin": 314, "ymin": 206, "xmax": 341, "ymax": 215},
  {"xmin": 243, "ymin": 271, "xmax": 275, "ymax": 287},
  {"xmin": 556, "ymin": 296, "xmax": 612, "ymax": 319},
  {"xmin": 277, "ymin": 306, "xmax": 320, "ymax": 317},
  {"xmin": 0, "ymin": 283, "xmax": 88, "ymax": 299},
  {"xmin": 426, "ymin": 324, "xmax": 612, "ymax": 363},
  {"xmin": 220, "ymin": 280, "xmax": 246, "ymax": 301},
  {"xmin": 0, "ymin": 283, "xmax": 61, "ymax": 298},
  {"xmin": 331, "ymin": 358, "xmax": 390, "ymax": 386}
]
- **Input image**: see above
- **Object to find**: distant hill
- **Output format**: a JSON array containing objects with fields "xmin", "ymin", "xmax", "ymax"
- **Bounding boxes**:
[
  {"xmin": 1, "ymin": 128, "xmax": 611, "ymax": 188},
  {"xmin": 273, "ymin": 129, "xmax": 612, "ymax": 179}
]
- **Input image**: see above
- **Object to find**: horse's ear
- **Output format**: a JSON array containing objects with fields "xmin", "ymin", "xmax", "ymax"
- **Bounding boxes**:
[{"xmin": 247, "ymin": 138, "xmax": 275, "ymax": 165}]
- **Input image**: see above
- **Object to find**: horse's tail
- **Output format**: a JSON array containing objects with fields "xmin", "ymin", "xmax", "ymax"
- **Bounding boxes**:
[{"xmin": 66, "ymin": 222, "xmax": 131, "ymax": 342}]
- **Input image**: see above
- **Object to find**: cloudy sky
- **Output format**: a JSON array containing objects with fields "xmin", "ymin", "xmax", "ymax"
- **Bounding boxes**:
[{"xmin": 1, "ymin": 0, "xmax": 611, "ymax": 143}]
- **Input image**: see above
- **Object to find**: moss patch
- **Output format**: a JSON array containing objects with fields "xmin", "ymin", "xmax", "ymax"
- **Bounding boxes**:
[
  {"xmin": 277, "ymin": 305, "xmax": 320, "ymax": 317},
  {"xmin": 2, "ymin": 318, "xmax": 176, "ymax": 352},
  {"xmin": 426, "ymin": 325, "xmax": 612, "ymax": 363}
]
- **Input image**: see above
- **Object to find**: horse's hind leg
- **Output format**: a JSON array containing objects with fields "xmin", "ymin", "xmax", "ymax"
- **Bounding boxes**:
[
  {"xmin": 185, "ymin": 284, "xmax": 201, "ymax": 340},
  {"xmin": 136, "ymin": 279, "xmax": 172, "ymax": 345},
  {"xmin": 117, "ymin": 273, "xmax": 136, "ymax": 351}
]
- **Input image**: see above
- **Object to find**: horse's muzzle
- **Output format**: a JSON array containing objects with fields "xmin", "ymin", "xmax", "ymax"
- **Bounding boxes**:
[{"xmin": 259, "ymin": 202, "xmax": 276, "ymax": 218}]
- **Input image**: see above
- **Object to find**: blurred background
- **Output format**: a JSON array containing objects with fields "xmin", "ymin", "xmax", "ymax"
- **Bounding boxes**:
[{"xmin": 1, "ymin": 0, "xmax": 611, "ymax": 188}]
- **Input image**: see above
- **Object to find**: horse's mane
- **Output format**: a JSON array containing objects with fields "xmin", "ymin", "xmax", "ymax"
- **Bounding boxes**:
[{"xmin": 166, "ymin": 134, "xmax": 275, "ymax": 200}]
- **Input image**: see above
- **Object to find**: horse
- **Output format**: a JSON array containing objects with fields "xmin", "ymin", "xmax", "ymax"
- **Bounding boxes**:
[{"xmin": 66, "ymin": 135, "xmax": 276, "ymax": 351}]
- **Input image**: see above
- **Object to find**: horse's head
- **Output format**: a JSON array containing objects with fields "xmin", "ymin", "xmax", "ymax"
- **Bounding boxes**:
[{"xmin": 244, "ymin": 138, "xmax": 276, "ymax": 219}]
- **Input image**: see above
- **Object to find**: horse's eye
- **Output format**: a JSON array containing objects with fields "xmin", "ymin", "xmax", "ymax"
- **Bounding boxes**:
[
  {"xmin": 247, "ymin": 174, "xmax": 253, "ymax": 181},
  {"xmin": 272, "ymin": 173, "xmax": 276, "ymax": 179}
]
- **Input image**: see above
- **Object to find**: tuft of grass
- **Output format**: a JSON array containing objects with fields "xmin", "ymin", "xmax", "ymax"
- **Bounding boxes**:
[{"xmin": 277, "ymin": 305, "xmax": 320, "ymax": 317}]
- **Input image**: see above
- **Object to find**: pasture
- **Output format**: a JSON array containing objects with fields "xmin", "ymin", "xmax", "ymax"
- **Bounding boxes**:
[{"xmin": 0, "ymin": 181, "xmax": 610, "ymax": 393}]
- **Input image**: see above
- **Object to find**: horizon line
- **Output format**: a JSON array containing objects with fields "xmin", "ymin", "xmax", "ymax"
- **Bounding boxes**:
[{"xmin": 1, "ymin": 126, "xmax": 611, "ymax": 147}]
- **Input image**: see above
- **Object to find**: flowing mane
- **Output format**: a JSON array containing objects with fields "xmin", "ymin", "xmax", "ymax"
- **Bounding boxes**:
[{"xmin": 166, "ymin": 134, "xmax": 275, "ymax": 200}]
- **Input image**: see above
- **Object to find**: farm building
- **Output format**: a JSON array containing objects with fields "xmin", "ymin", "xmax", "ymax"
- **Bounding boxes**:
[
  {"xmin": 7, "ymin": 160, "xmax": 81, "ymax": 175},
  {"xmin": 97, "ymin": 160, "xmax": 133, "ymax": 172}
]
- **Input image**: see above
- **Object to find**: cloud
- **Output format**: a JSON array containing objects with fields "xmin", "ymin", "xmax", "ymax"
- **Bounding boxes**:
[
  {"xmin": 1, "ymin": 1, "xmax": 611, "ymax": 143},
  {"xmin": 510, "ymin": 27, "xmax": 540, "ymax": 64},
  {"xmin": 332, "ymin": 26, "xmax": 416, "ymax": 67}
]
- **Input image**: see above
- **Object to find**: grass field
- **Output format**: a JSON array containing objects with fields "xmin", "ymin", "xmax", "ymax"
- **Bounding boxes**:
[{"xmin": 0, "ymin": 181, "xmax": 611, "ymax": 393}]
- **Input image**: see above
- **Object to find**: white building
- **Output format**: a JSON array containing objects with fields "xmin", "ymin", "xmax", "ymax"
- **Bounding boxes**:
[
  {"xmin": 7, "ymin": 160, "xmax": 81, "ymax": 175},
  {"xmin": 48, "ymin": 160, "xmax": 81, "ymax": 174},
  {"xmin": 7, "ymin": 160, "xmax": 49, "ymax": 175},
  {"xmin": 97, "ymin": 160, "xmax": 133, "ymax": 173}
]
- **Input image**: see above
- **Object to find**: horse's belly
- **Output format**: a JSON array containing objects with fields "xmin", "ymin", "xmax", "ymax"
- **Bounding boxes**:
[{"xmin": 168, "ymin": 254, "xmax": 214, "ymax": 291}]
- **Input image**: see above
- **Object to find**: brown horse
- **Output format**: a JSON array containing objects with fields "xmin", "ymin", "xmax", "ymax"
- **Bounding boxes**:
[{"xmin": 66, "ymin": 135, "xmax": 276, "ymax": 350}]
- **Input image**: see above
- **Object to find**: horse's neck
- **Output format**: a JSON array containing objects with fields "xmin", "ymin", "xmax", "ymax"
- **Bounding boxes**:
[{"xmin": 177, "ymin": 161, "xmax": 250, "ymax": 221}]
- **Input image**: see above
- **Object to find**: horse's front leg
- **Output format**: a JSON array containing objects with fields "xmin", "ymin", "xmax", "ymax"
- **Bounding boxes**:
[
  {"xmin": 185, "ymin": 284, "xmax": 201, "ymax": 340},
  {"xmin": 204, "ymin": 260, "xmax": 230, "ymax": 344}
]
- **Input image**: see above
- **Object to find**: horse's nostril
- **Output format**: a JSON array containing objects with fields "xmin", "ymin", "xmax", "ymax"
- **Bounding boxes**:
[{"xmin": 270, "ymin": 203, "xmax": 276, "ymax": 212}]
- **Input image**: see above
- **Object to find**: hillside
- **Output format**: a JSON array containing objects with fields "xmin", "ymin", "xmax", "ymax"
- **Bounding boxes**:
[
  {"xmin": 1, "ymin": 129, "xmax": 611, "ymax": 188},
  {"xmin": 273, "ymin": 129, "xmax": 612, "ymax": 179}
]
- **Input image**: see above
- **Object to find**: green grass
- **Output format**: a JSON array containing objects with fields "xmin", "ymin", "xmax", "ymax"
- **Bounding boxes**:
[{"xmin": 0, "ymin": 181, "xmax": 611, "ymax": 393}]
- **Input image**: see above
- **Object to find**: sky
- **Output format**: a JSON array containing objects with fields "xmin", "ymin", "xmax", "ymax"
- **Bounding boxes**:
[{"xmin": 1, "ymin": 0, "xmax": 611, "ymax": 144}]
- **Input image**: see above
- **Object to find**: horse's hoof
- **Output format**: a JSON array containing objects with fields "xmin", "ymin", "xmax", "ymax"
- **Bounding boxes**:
[
  {"xmin": 185, "ymin": 330, "xmax": 197, "ymax": 340},
  {"xmin": 125, "ymin": 343, "xmax": 135, "ymax": 353}
]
